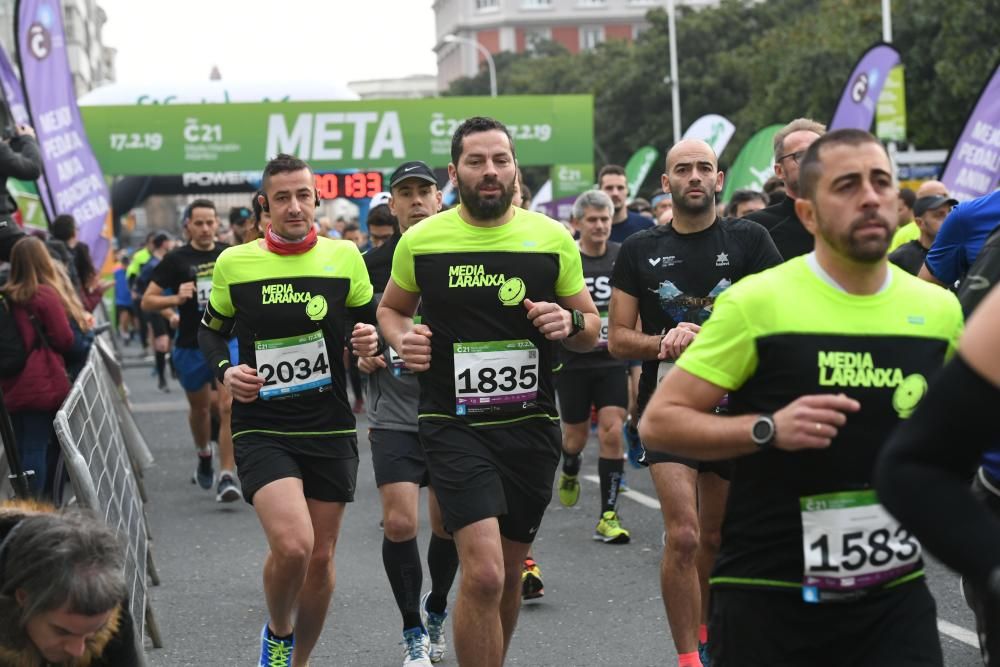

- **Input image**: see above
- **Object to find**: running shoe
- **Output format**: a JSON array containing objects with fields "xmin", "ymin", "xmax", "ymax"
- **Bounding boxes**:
[
  {"xmin": 521, "ymin": 558, "xmax": 544, "ymax": 600},
  {"xmin": 420, "ymin": 591, "xmax": 448, "ymax": 663},
  {"xmin": 259, "ymin": 623, "xmax": 294, "ymax": 667},
  {"xmin": 593, "ymin": 511, "xmax": 631, "ymax": 544},
  {"xmin": 216, "ymin": 472, "xmax": 242, "ymax": 503},
  {"xmin": 623, "ymin": 416, "xmax": 644, "ymax": 469},
  {"xmin": 618, "ymin": 470, "xmax": 630, "ymax": 493},
  {"xmin": 699, "ymin": 641, "xmax": 711, "ymax": 666},
  {"xmin": 401, "ymin": 627, "xmax": 432, "ymax": 666},
  {"xmin": 193, "ymin": 452, "xmax": 214, "ymax": 490},
  {"xmin": 157, "ymin": 376, "xmax": 170, "ymax": 393},
  {"xmin": 558, "ymin": 472, "xmax": 580, "ymax": 507}
]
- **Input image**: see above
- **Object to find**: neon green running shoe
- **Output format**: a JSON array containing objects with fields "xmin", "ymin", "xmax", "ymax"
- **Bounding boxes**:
[
  {"xmin": 558, "ymin": 472, "xmax": 580, "ymax": 507},
  {"xmin": 593, "ymin": 511, "xmax": 631, "ymax": 544}
]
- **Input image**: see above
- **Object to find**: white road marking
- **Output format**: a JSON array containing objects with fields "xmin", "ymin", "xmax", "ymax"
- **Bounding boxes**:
[
  {"xmin": 581, "ymin": 474, "xmax": 982, "ymax": 651},
  {"xmin": 937, "ymin": 619, "xmax": 980, "ymax": 648}
]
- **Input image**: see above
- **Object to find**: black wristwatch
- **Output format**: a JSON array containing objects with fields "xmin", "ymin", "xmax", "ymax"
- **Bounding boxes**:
[
  {"xmin": 567, "ymin": 309, "xmax": 585, "ymax": 337},
  {"xmin": 751, "ymin": 414, "xmax": 776, "ymax": 450}
]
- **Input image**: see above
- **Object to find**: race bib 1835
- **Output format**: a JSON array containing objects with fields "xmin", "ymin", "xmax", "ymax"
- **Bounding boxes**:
[
  {"xmin": 453, "ymin": 339, "xmax": 538, "ymax": 417},
  {"xmin": 800, "ymin": 490, "xmax": 921, "ymax": 603},
  {"xmin": 255, "ymin": 330, "xmax": 332, "ymax": 400}
]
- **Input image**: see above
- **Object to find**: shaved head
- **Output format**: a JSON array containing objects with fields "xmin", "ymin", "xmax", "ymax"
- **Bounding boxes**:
[
  {"xmin": 666, "ymin": 139, "xmax": 718, "ymax": 170},
  {"xmin": 915, "ymin": 180, "xmax": 949, "ymax": 198}
]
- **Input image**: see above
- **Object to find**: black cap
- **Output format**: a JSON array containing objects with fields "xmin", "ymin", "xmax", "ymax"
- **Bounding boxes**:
[
  {"xmin": 914, "ymin": 195, "xmax": 958, "ymax": 217},
  {"xmin": 389, "ymin": 161, "xmax": 437, "ymax": 190},
  {"xmin": 229, "ymin": 206, "xmax": 252, "ymax": 226}
]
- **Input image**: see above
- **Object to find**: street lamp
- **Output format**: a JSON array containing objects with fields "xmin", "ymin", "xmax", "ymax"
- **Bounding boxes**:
[
  {"xmin": 666, "ymin": 0, "xmax": 681, "ymax": 144},
  {"xmin": 443, "ymin": 34, "xmax": 498, "ymax": 98}
]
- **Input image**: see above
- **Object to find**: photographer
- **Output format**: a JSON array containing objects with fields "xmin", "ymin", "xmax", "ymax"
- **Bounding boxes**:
[{"xmin": 0, "ymin": 122, "xmax": 42, "ymax": 225}]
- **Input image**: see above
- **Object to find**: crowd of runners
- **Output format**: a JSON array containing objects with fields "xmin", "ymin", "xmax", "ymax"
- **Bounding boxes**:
[{"xmin": 109, "ymin": 115, "xmax": 1000, "ymax": 667}]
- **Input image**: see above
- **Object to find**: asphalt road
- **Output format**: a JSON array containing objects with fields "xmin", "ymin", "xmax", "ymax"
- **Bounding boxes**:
[{"xmin": 121, "ymin": 352, "xmax": 984, "ymax": 666}]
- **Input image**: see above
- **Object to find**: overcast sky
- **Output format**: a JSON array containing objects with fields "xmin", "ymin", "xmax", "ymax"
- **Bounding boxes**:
[{"xmin": 99, "ymin": 0, "xmax": 439, "ymax": 84}]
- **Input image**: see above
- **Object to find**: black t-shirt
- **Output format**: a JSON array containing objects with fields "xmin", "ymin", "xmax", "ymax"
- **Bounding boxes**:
[
  {"xmin": 561, "ymin": 242, "xmax": 624, "ymax": 371},
  {"xmin": 364, "ymin": 233, "xmax": 401, "ymax": 295},
  {"xmin": 888, "ymin": 240, "xmax": 928, "ymax": 276},
  {"xmin": 744, "ymin": 195, "xmax": 814, "ymax": 260},
  {"xmin": 611, "ymin": 218, "xmax": 782, "ymax": 400},
  {"xmin": 151, "ymin": 242, "xmax": 228, "ymax": 348}
]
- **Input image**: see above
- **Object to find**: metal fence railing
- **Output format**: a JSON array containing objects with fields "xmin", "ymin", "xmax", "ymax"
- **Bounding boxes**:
[{"xmin": 53, "ymin": 344, "xmax": 162, "ymax": 658}]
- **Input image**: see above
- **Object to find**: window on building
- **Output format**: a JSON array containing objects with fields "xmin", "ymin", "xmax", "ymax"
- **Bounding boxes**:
[
  {"xmin": 475, "ymin": 0, "xmax": 499, "ymax": 10},
  {"xmin": 521, "ymin": 0, "xmax": 552, "ymax": 8},
  {"xmin": 580, "ymin": 25, "xmax": 605, "ymax": 50},
  {"xmin": 524, "ymin": 27, "xmax": 552, "ymax": 52},
  {"xmin": 577, "ymin": 0, "xmax": 607, "ymax": 6},
  {"xmin": 627, "ymin": 0, "xmax": 658, "ymax": 5}
]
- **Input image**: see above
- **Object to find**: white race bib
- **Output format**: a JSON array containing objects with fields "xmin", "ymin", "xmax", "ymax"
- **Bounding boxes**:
[
  {"xmin": 656, "ymin": 360, "xmax": 674, "ymax": 384},
  {"xmin": 595, "ymin": 311, "xmax": 609, "ymax": 350},
  {"xmin": 196, "ymin": 276, "xmax": 212, "ymax": 310},
  {"xmin": 387, "ymin": 345, "xmax": 411, "ymax": 377},
  {"xmin": 255, "ymin": 330, "xmax": 332, "ymax": 400},
  {"xmin": 800, "ymin": 490, "xmax": 921, "ymax": 603},
  {"xmin": 453, "ymin": 339, "xmax": 538, "ymax": 416}
]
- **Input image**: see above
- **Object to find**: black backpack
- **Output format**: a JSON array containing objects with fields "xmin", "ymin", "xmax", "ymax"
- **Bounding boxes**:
[
  {"xmin": 957, "ymin": 222, "xmax": 1000, "ymax": 318},
  {"xmin": 0, "ymin": 292, "xmax": 26, "ymax": 377}
]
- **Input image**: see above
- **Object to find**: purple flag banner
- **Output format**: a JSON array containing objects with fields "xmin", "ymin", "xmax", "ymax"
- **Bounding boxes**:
[
  {"xmin": 829, "ymin": 43, "xmax": 901, "ymax": 132},
  {"xmin": 940, "ymin": 61, "xmax": 1000, "ymax": 202},
  {"xmin": 0, "ymin": 41, "xmax": 54, "ymax": 227},
  {"xmin": 16, "ymin": 0, "xmax": 112, "ymax": 263}
]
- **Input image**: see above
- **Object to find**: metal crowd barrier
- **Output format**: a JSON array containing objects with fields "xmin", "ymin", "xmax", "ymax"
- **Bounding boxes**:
[{"xmin": 53, "ymin": 344, "xmax": 162, "ymax": 658}]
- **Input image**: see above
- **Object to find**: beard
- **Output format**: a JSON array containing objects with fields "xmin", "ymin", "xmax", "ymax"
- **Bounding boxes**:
[
  {"xmin": 818, "ymin": 210, "xmax": 894, "ymax": 263},
  {"xmin": 457, "ymin": 173, "xmax": 515, "ymax": 221},
  {"xmin": 669, "ymin": 183, "xmax": 716, "ymax": 217}
]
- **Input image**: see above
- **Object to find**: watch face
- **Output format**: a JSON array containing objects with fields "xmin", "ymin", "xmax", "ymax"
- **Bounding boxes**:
[
  {"xmin": 573, "ymin": 309, "xmax": 585, "ymax": 330},
  {"xmin": 752, "ymin": 418, "xmax": 773, "ymax": 442}
]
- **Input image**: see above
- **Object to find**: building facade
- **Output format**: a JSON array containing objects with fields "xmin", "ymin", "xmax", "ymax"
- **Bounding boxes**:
[
  {"xmin": 434, "ymin": 0, "xmax": 715, "ymax": 91},
  {"xmin": 0, "ymin": 0, "xmax": 116, "ymax": 97}
]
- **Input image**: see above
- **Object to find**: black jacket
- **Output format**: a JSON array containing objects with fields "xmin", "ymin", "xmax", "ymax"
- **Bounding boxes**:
[
  {"xmin": 743, "ymin": 194, "xmax": 814, "ymax": 260},
  {"xmin": 0, "ymin": 135, "xmax": 42, "ymax": 219}
]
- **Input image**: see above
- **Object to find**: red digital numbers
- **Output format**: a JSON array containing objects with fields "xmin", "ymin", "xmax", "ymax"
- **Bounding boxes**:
[{"xmin": 315, "ymin": 172, "xmax": 385, "ymax": 200}]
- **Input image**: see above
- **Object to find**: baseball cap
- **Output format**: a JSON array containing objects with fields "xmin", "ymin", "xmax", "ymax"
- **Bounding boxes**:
[
  {"xmin": 389, "ymin": 161, "xmax": 437, "ymax": 190},
  {"xmin": 229, "ymin": 206, "xmax": 252, "ymax": 226},
  {"xmin": 914, "ymin": 195, "xmax": 958, "ymax": 217},
  {"xmin": 369, "ymin": 192, "xmax": 392, "ymax": 209}
]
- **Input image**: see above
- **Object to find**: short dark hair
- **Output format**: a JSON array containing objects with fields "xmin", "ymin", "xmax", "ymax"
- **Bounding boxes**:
[
  {"xmin": 798, "ymin": 129, "xmax": 887, "ymax": 201},
  {"xmin": 725, "ymin": 189, "xmax": 769, "ymax": 217},
  {"xmin": 450, "ymin": 117, "xmax": 516, "ymax": 165},
  {"xmin": 367, "ymin": 205, "xmax": 397, "ymax": 230},
  {"xmin": 342, "ymin": 222, "xmax": 360, "ymax": 234},
  {"xmin": 262, "ymin": 153, "xmax": 312, "ymax": 192},
  {"xmin": 898, "ymin": 187, "xmax": 916, "ymax": 210},
  {"xmin": 50, "ymin": 214, "xmax": 75, "ymax": 242},
  {"xmin": 597, "ymin": 165, "xmax": 626, "ymax": 187},
  {"xmin": 184, "ymin": 198, "xmax": 216, "ymax": 222}
]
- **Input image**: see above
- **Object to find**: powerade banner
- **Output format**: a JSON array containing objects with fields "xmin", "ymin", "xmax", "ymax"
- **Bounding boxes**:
[
  {"xmin": 829, "ymin": 43, "xmax": 901, "ymax": 131},
  {"xmin": 16, "ymin": 0, "xmax": 112, "ymax": 263},
  {"xmin": 721, "ymin": 124, "xmax": 782, "ymax": 202},
  {"xmin": 939, "ymin": 61, "xmax": 1000, "ymax": 202},
  {"xmin": 79, "ymin": 96, "xmax": 595, "ymax": 175},
  {"xmin": 682, "ymin": 115, "xmax": 736, "ymax": 158},
  {"xmin": 0, "ymin": 42, "xmax": 48, "ymax": 231}
]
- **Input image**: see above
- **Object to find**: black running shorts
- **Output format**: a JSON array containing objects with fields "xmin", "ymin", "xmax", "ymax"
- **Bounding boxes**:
[
  {"xmin": 709, "ymin": 582, "xmax": 943, "ymax": 666},
  {"xmin": 234, "ymin": 433, "xmax": 359, "ymax": 505},
  {"xmin": 419, "ymin": 419, "xmax": 561, "ymax": 543},
  {"xmin": 148, "ymin": 312, "xmax": 170, "ymax": 337},
  {"xmin": 370, "ymin": 428, "xmax": 429, "ymax": 488},
  {"xmin": 555, "ymin": 365, "xmax": 628, "ymax": 424}
]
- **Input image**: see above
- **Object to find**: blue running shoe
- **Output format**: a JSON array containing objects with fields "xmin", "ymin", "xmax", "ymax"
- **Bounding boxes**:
[
  {"xmin": 623, "ymin": 416, "xmax": 644, "ymax": 469},
  {"xmin": 420, "ymin": 591, "xmax": 448, "ymax": 663},
  {"xmin": 259, "ymin": 623, "xmax": 294, "ymax": 667},
  {"xmin": 402, "ymin": 627, "xmax": 432, "ymax": 666}
]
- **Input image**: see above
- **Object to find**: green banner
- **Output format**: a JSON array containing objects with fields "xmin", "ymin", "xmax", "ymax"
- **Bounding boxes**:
[
  {"xmin": 6, "ymin": 178, "xmax": 46, "ymax": 231},
  {"xmin": 551, "ymin": 163, "xmax": 595, "ymax": 199},
  {"xmin": 624, "ymin": 146, "xmax": 659, "ymax": 198},
  {"xmin": 79, "ymin": 96, "xmax": 594, "ymax": 175},
  {"xmin": 876, "ymin": 65, "xmax": 907, "ymax": 142},
  {"xmin": 721, "ymin": 124, "xmax": 782, "ymax": 201}
]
